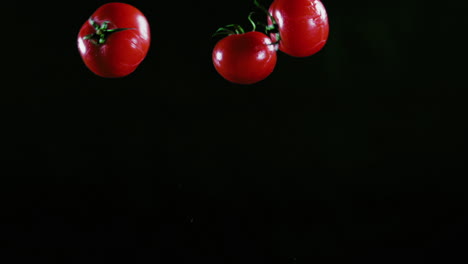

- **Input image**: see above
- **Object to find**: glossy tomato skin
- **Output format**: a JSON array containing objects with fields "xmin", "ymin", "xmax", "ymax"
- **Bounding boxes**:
[
  {"xmin": 77, "ymin": 3, "xmax": 150, "ymax": 78},
  {"xmin": 268, "ymin": 0, "xmax": 329, "ymax": 57},
  {"xmin": 212, "ymin": 31, "xmax": 277, "ymax": 85}
]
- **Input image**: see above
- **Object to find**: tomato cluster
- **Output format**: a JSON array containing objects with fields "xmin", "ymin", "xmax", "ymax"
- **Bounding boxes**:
[
  {"xmin": 212, "ymin": 0, "xmax": 329, "ymax": 84},
  {"xmin": 77, "ymin": 1, "xmax": 329, "ymax": 82}
]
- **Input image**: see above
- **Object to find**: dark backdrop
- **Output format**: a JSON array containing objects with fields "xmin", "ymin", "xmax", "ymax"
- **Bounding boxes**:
[{"xmin": 2, "ymin": 0, "xmax": 467, "ymax": 263}]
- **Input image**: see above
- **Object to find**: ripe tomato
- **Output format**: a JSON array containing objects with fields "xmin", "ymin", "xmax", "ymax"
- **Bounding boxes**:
[
  {"xmin": 212, "ymin": 31, "xmax": 277, "ymax": 85},
  {"xmin": 268, "ymin": 0, "xmax": 329, "ymax": 57},
  {"xmin": 77, "ymin": 3, "xmax": 151, "ymax": 78}
]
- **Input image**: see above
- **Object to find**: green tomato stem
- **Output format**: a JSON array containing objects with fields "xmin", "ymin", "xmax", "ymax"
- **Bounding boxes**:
[
  {"xmin": 248, "ymin": 12, "xmax": 257, "ymax": 31},
  {"xmin": 253, "ymin": 0, "xmax": 276, "ymax": 25},
  {"xmin": 213, "ymin": 24, "xmax": 246, "ymax": 37},
  {"xmin": 253, "ymin": 0, "xmax": 280, "ymax": 39},
  {"xmin": 84, "ymin": 19, "xmax": 135, "ymax": 45},
  {"xmin": 212, "ymin": 0, "xmax": 282, "ymax": 42},
  {"xmin": 89, "ymin": 18, "xmax": 99, "ymax": 30}
]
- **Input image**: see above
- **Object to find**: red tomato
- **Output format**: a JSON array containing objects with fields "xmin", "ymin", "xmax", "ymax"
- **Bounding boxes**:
[
  {"xmin": 212, "ymin": 31, "xmax": 277, "ymax": 85},
  {"xmin": 77, "ymin": 3, "xmax": 151, "ymax": 78},
  {"xmin": 268, "ymin": 0, "xmax": 329, "ymax": 57}
]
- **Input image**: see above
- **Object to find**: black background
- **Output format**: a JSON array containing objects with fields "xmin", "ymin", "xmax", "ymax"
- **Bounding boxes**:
[{"xmin": 2, "ymin": 0, "xmax": 467, "ymax": 263}]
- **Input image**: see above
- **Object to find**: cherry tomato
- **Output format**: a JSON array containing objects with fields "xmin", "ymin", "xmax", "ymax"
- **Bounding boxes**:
[
  {"xmin": 77, "ymin": 3, "xmax": 151, "ymax": 78},
  {"xmin": 268, "ymin": 0, "xmax": 329, "ymax": 57},
  {"xmin": 212, "ymin": 31, "xmax": 277, "ymax": 85}
]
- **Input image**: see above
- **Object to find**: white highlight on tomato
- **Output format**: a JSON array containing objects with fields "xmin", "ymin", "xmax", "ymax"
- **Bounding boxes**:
[
  {"xmin": 215, "ymin": 50, "xmax": 223, "ymax": 61},
  {"xmin": 274, "ymin": 9, "xmax": 284, "ymax": 27},
  {"xmin": 317, "ymin": 1, "xmax": 328, "ymax": 21},
  {"xmin": 137, "ymin": 15, "xmax": 150, "ymax": 40},
  {"xmin": 256, "ymin": 51, "xmax": 266, "ymax": 60},
  {"xmin": 308, "ymin": 19, "xmax": 316, "ymax": 28},
  {"xmin": 78, "ymin": 37, "xmax": 87, "ymax": 54}
]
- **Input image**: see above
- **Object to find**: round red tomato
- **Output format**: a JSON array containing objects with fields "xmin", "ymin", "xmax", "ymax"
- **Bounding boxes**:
[
  {"xmin": 212, "ymin": 31, "xmax": 277, "ymax": 85},
  {"xmin": 268, "ymin": 0, "xmax": 329, "ymax": 57},
  {"xmin": 77, "ymin": 3, "xmax": 151, "ymax": 78}
]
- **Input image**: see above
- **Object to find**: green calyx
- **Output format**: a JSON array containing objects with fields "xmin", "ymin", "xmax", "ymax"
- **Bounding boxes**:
[{"xmin": 83, "ymin": 19, "xmax": 135, "ymax": 45}]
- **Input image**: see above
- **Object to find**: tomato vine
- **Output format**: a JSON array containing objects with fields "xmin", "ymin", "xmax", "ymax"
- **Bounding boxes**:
[{"xmin": 212, "ymin": 0, "xmax": 281, "ymax": 44}]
